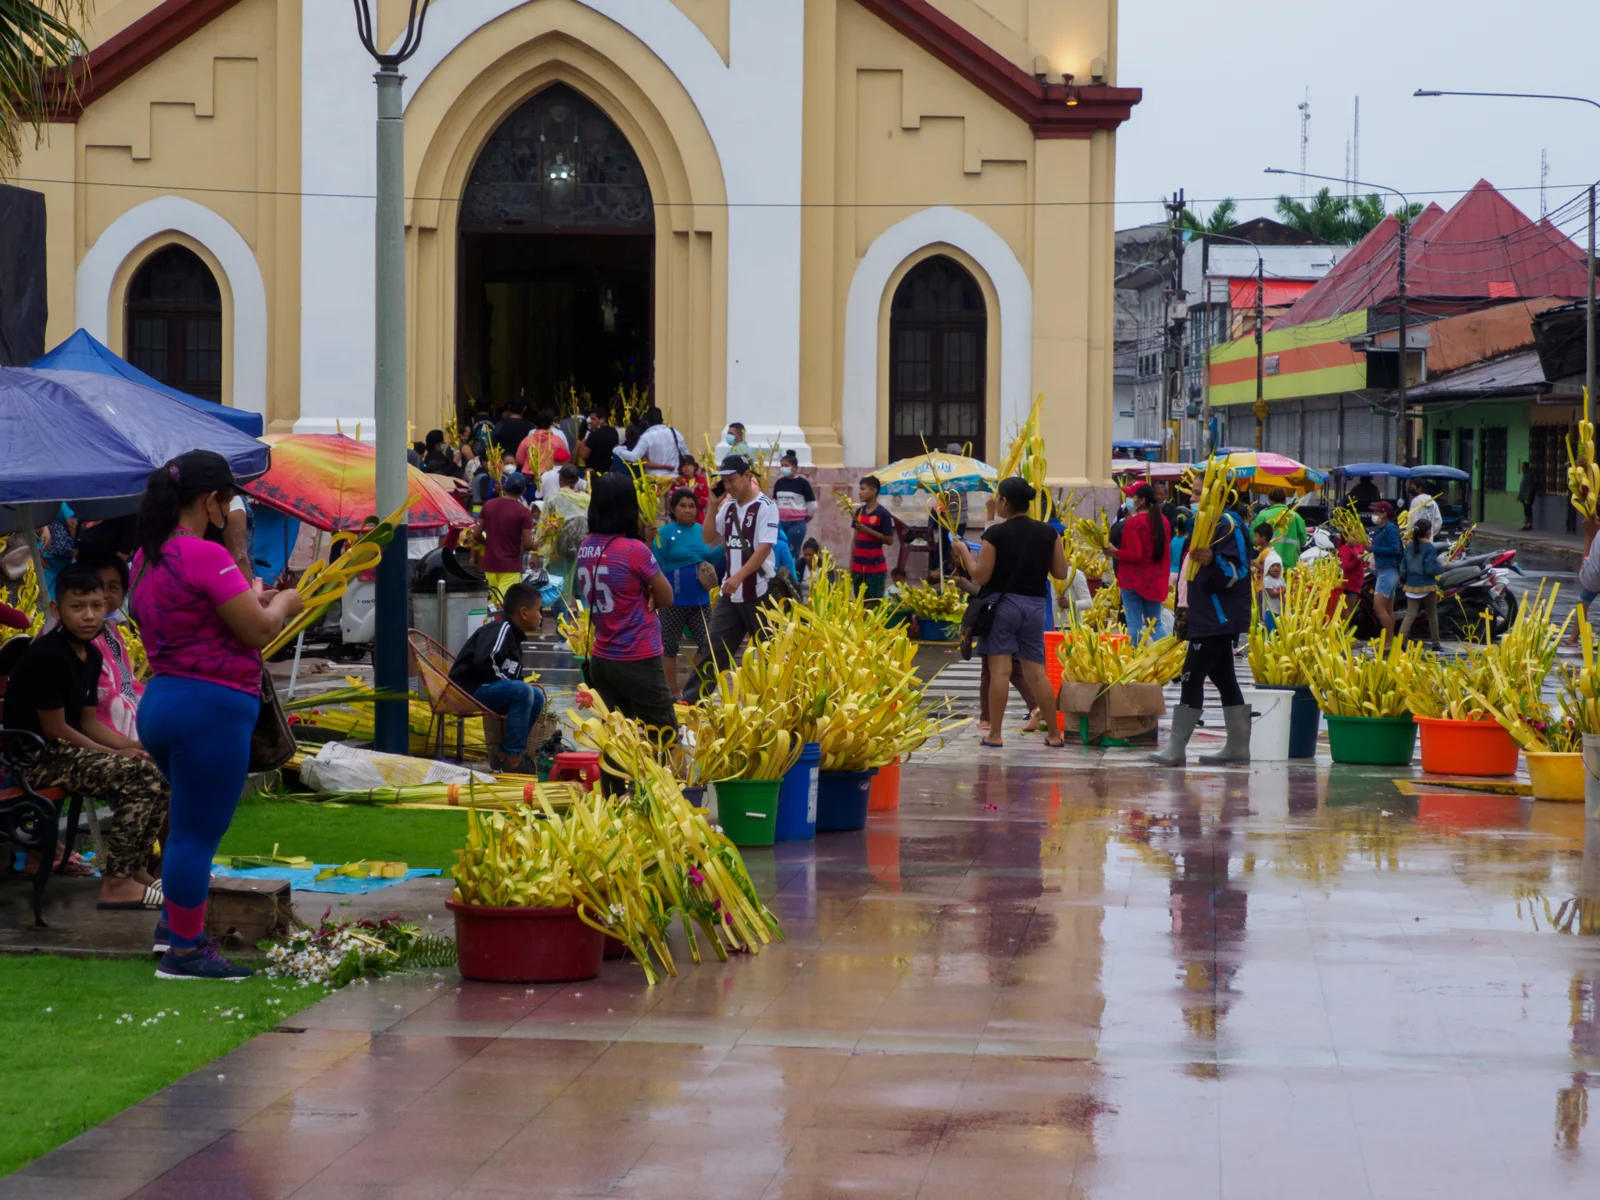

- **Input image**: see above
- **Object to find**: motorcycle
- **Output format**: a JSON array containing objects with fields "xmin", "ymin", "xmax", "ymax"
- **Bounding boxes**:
[{"xmin": 1302, "ymin": 527, "xmax": 1521, "ymax": 641}]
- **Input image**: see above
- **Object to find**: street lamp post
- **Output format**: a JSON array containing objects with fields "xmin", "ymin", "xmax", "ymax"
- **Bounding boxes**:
[
  {"xmin": 1266, "ymin": 167, "xmax": 1412, "ymax": 466},
  {"xmin": 1415, "ymin": 88, "xmax": 1598, "ymax": 423},
  {"xmin": 353, "ymin": 0, "xmax": 432, "ymax": 753}
]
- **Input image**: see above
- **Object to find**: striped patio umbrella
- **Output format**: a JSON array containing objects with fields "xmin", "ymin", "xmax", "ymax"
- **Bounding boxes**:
[
  {"xmin": 1204, "ymin": 451, "xmax": 1327, "ymax": 495},
  {"xmin": 242, "ymin": 433, "xmax": 473, "ymax": 533}
]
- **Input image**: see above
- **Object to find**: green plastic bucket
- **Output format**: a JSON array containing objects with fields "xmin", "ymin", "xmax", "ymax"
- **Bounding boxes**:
[
  {"xmin": 710, "ymin": 778, "xmax": 782, "ymax": 846},
  {"xmin": 1324, "ymin": 714, "xmax": 1417, "ymax": 766}
]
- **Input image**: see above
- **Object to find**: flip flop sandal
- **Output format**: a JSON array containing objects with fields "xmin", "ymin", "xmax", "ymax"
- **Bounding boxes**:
[
  {"xmin": 97, "ymin": 882, "xmax": 164, "ymax": 911},
  {"xmin": 979, "ymin": 738, "xmax": 1005, "ymax": 749}
]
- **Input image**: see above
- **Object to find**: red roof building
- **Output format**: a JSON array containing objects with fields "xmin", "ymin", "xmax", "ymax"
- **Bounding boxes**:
[{"xmin": 1273, "ymin": 181, "xmax": 1593, "ymax": 329}]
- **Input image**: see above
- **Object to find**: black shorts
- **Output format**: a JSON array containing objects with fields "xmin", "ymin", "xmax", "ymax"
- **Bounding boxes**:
[{"xmin": 659, "ymin": 605, "xmax": 710, "ymax": 657}]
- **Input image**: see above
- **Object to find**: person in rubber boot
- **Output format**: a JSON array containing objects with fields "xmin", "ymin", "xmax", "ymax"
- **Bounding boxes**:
[{"xmin": 1150, "ymin": 503, "xmax": 1253, "ymax": 767}]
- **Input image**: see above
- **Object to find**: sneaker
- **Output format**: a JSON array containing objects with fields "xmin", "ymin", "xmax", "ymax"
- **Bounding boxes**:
[
  {"xmin": 152, "ymin": 917, "xmax": 171, "ymax": 956},
  {"xmin": 155, "ymin": 939, "xmax": 253, "ymax": 982}
]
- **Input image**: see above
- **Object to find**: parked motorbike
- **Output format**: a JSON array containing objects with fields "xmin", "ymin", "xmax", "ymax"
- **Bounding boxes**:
[{"xmin": 1302, "ymin": 527, "xmax": 1520, "ymax": 641}]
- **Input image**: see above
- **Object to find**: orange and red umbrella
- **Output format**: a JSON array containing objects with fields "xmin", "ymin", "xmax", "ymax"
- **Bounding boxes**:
[{"xmin": 242, "ymin": 433, "xmax": 473, "ymax": 533}]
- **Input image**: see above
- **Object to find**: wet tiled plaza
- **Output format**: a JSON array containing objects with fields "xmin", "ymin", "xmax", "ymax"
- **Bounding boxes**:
[{"xmin": 6, "ymin": 734, "xmax": 1600, "ymax": 1199}]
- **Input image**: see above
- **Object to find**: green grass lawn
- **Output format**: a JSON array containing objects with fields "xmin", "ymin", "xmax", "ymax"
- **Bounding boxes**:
[
  {"xmin": 0, "ymin": 957, "xmax": 329, "ymax": 1177},
  {"xmin": 218, "ymin": 792, "xmax": 471, "ymax": 870}
]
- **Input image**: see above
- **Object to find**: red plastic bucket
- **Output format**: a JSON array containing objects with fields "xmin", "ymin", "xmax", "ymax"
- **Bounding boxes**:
[
  {"xmin": 447, "ymin": 899, "xmax": 604, "ymax": 983},
  {"xmin": 868, "ymin": 757, "xmax": 901, "ymax": 811},
  {"xmin": 1415, "ymin": 716, "xmax": 1520, "ymax": 776}
]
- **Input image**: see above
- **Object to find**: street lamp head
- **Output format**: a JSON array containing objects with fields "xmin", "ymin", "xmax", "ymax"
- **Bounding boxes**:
[
  {"xmin": 1413, "ymin": 89, "xmax": 1441, "ymax": 97},
  {"xmin": 353, "ymin": 0, "xmax": 433, "ymax": 67}
]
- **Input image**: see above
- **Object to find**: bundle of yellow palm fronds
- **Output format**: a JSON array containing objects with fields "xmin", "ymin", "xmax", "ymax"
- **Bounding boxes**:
[
  {"xmin": 1568, "ymin": 386, "xmax": 1597, "ymax": 518},
  {"xmin": 896, "ymin": 580, "xmax": 967, "ymax": 622},
  {"xmin": 0, "ymin": 562, "xmax": 46, "ymax": 646},
  {"xmin": 1246, "ymin": 567, "xmax": 1341, "ymax": 686},
  {"xmin": 1446, "ymin": 524, "xmax": 1476, "ymax": 561},
  {"xmin": 996, "ymin": 394, "xmax": 1049, "ymax": 519},
  {"xmin": 1184, "ymin": 456, "xmax": 1239, "ymax": 581},
  {"xmin": 264, "ymin": 506, "xmax": 405, "ymax": 657},
  {"xmin": 1057, "ymin": 630, "xmax": 1185, "ymax": 686},
  {"xmin": 1326, "ymin": 503, "xmax": 1369, "ymax": 548},
  {"xmin": 1306, "ymin": 626, "xmax": 1428, "ymax": 718},
  {"xmin": 558, "ymin": 601, "xmax": 594, "ymax": 658}
]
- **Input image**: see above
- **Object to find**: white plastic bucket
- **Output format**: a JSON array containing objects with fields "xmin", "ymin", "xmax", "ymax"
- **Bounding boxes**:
[{"xmin": 1241, "ymin": 686, "xmax": 1291, "ymax": 762}]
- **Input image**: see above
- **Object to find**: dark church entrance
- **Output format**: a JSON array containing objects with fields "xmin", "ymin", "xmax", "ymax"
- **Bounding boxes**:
[{"xmin": 457, "ymin": 84, "xmax": 653, "ymax": 417}]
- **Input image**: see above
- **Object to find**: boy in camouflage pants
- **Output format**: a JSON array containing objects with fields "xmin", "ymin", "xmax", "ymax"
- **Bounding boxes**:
[{"xmin": 7, "ymin": 564, "xmax": 169, "ymax": 909}]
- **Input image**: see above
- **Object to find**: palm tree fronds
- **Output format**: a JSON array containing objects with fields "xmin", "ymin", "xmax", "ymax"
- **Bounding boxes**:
[{"xmin": 0, "ymin": 0, "xmax": 89, "ymax": 176}]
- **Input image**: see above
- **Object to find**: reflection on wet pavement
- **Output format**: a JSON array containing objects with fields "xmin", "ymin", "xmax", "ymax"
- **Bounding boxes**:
[{"xmin": 6, "ymin": 748, "xmax": 1599, "ymax": 1199}]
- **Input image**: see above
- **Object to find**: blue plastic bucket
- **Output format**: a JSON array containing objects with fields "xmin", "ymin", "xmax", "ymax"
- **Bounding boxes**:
[
  {"xmin": 1289, "ymin": 685, "xmax": 1321, "ymax": 758},
  {"xmin": 918, "ymin": 618, "xmax": 960, "ymax": 643},
  {"xmin": 775, "ymin": 742, "xmax": 821, "ymax": 842},
  {"xmin": 816, "ymin": 769, "xmax": 876, "ymax": 833}
]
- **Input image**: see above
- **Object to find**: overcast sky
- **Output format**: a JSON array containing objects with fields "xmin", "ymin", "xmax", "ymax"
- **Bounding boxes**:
[{"xmin": 1114, "ymin": 0, "xmax": 1600, "ymax": 242}]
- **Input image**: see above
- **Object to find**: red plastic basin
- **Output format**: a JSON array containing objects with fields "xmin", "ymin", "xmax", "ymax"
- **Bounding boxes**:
[{"xmin": 447, "ymin": 899, "xmax": 604, "ymax": 983}]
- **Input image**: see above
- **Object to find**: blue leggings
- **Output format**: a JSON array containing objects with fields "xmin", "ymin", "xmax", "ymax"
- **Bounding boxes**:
[{"xmin": 137, "ymin": 676, "xmax": 258, "ymax": 948}]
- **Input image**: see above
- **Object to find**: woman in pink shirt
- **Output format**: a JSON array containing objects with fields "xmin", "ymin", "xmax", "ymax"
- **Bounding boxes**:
[{"xmin": 130, "ymin": 451, "xmax": 302, "ymax": 981}]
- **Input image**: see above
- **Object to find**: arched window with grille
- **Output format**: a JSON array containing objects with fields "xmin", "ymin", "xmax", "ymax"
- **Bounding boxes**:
[
  {"xmin": 125, "ymin": 245, "xmax": 223, "ymax": 403},
  {"xmin": 888, "ymin": 256, "xmax": 986, "ymax": 462}
]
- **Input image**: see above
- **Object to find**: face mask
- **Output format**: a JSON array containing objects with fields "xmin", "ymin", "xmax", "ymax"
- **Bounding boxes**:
[{"xmin": 780, "ymin": 466, "xmax": 794, "ymax": 476}]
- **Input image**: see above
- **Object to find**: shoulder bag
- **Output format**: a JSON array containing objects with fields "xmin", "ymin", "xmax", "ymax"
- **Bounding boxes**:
[{"xmin": 249, "ymin": 665, "xmax": 296, "ymax": 773}]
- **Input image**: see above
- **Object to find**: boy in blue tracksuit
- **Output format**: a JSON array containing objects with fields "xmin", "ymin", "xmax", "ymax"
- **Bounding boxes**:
[{"xmin": 1151, "ymin": 505, "xmax": 1253, "ymax": 767}]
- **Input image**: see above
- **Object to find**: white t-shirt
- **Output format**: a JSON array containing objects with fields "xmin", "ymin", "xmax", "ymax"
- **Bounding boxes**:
[
  {"xmin": 717, "ymin": 492, "xmax": 780, "ymax": 597},
  {"xmin": 615, "ymin": 424, "xmax": 689, "ymax": 476},
  {"xmin": 1408, "ymin": 493, "xmax": 1444, "ymax": 540},
  {"xmin": 539, "ymin": 466, "xmax": 563, "ymax": 502}
]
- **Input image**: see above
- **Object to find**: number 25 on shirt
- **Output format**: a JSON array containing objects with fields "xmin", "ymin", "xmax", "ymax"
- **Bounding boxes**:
[{"xmin": 576, "ymin": 565, "xmax": 614, "ymax": 613}]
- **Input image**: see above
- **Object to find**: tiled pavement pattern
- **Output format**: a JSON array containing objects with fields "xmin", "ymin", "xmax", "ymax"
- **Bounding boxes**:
[{"xmin": 6, "ymin": 727, "xmax": 1600, "ymax": 1197}]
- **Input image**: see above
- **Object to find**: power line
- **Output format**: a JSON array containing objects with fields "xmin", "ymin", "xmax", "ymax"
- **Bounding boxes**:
[{"xmin": 3, "ymin": 174, "xmax": 1597, "ymax": 209}]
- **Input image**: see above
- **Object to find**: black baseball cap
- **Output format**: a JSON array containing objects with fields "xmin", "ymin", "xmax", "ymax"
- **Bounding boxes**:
[{"xmin": 717, "ymin": 455, "xmax": 753, "ymax": 476}]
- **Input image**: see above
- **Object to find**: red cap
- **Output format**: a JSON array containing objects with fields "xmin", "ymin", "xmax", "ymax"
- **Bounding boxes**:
[{"xmin": 1372, "ymin": 501, "xmax": 1396, "ymax": 517}]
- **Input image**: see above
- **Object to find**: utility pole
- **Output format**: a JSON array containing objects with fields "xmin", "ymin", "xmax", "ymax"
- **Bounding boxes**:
[
  {"xmin": 1164, "ymin": 190, "xmax": 1188, "ymax": 460},
  {"xmin": 1589, "ymin": 185, "xmax": 1596, "ymax": 413},
  {"xmin": 353, "ymin": 0, "xmax": 431, "ymax": 753},
  {"xmin": 1396, "ymin": 206, "xmax": 1410, "ymax": 466},
  {"xmin": 1254, "ymin": 258, "xmax": 1266, "ymax": 451}
]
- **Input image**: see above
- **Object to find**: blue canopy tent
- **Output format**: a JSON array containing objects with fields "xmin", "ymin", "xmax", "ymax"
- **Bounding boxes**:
[
  {"xmin": 0, "ymin": 367, "xmax": 271, "ymax": 579},
  {"xmin": 1330, "ymin": 463, "xmax": 1471, "ymax": 481},
  {"xmin": 30, "ymin": 328, "xmax": 264, "ymax": 437}
]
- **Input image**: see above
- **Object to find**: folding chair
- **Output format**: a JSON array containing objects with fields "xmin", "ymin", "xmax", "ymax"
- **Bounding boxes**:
[{"xmin": 408, "ymin": 629, "xmax": 500, "ymax": 759}]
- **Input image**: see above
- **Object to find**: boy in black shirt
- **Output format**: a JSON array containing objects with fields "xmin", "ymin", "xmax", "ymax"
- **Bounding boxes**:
[
  {"xmin": 449, "ymin": 582, "xmax": 546, "ymax": 772},
  {"xmin": 7, "ymin": 564, "xmax": 169, "ymax": 910}
]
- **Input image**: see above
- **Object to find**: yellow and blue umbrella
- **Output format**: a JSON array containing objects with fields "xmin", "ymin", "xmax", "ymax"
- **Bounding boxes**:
[
  {"xmin": 871, "ymin": 452, "xmax": 998, "ymax": 495},
  {"xmin": 1200, "ymin": 451, "xmax": 1326, "ymax": 495}
]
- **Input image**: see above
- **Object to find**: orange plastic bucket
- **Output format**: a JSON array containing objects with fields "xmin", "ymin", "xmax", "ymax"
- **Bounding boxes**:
[
  {"xmin": 1415, "ymin": 716, "xmax": 1520, "ymax": 776},
  {"xmin": 868, "ymin": 757, "xmax": 901, "ymax": 811}
]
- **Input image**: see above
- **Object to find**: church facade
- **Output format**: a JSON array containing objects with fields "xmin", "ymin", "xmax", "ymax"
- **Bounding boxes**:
[{"xmin": 24, "ymin": 0, "xmax": 1137, "ymax": 481}]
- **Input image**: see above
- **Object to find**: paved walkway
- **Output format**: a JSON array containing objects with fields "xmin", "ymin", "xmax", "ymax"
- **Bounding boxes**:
[{"xmin": 6, "ymin": 720, "xmax": 1600, "ymax": 1198}]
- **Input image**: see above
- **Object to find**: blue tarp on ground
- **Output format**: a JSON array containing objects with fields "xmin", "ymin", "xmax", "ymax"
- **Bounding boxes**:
[
  {"xmin": 30, "ymin": 328, "xmax": 263, "ymax": 436},
  {"xmin": 209, "ymin": 864, "xmax": 442, "ymax": 894},
  {"xmin": 0, "ymin": 367, "xmax": 270, "ymax": 509}
]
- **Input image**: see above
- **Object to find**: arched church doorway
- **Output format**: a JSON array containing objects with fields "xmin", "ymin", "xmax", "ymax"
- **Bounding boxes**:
[
  {"xmin": 457, "ymin": 83, "xmax": 653, "ymax": 417},
  {"xmin": 887, "ymin": 255, "xmax": 986, "ymax": 462},
  {"xmin": 125, "ymin": 244, "xmax": 224, "ymax": 404}
]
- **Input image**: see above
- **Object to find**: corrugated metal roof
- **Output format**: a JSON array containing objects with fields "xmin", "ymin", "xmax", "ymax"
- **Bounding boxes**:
[
  {"xmin": 1272, "ymin": 181, "xmax": 1593, "ymax": 329},
  {"xmin": 1407, "ymin": 348, "xmax": 1550, "ymax": 399}
]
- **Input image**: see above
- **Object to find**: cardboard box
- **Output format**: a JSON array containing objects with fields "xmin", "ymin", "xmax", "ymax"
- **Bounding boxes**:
[{"xmin": 1057, "ymin": 681, "xmax": 1166, "ymax": 743}]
